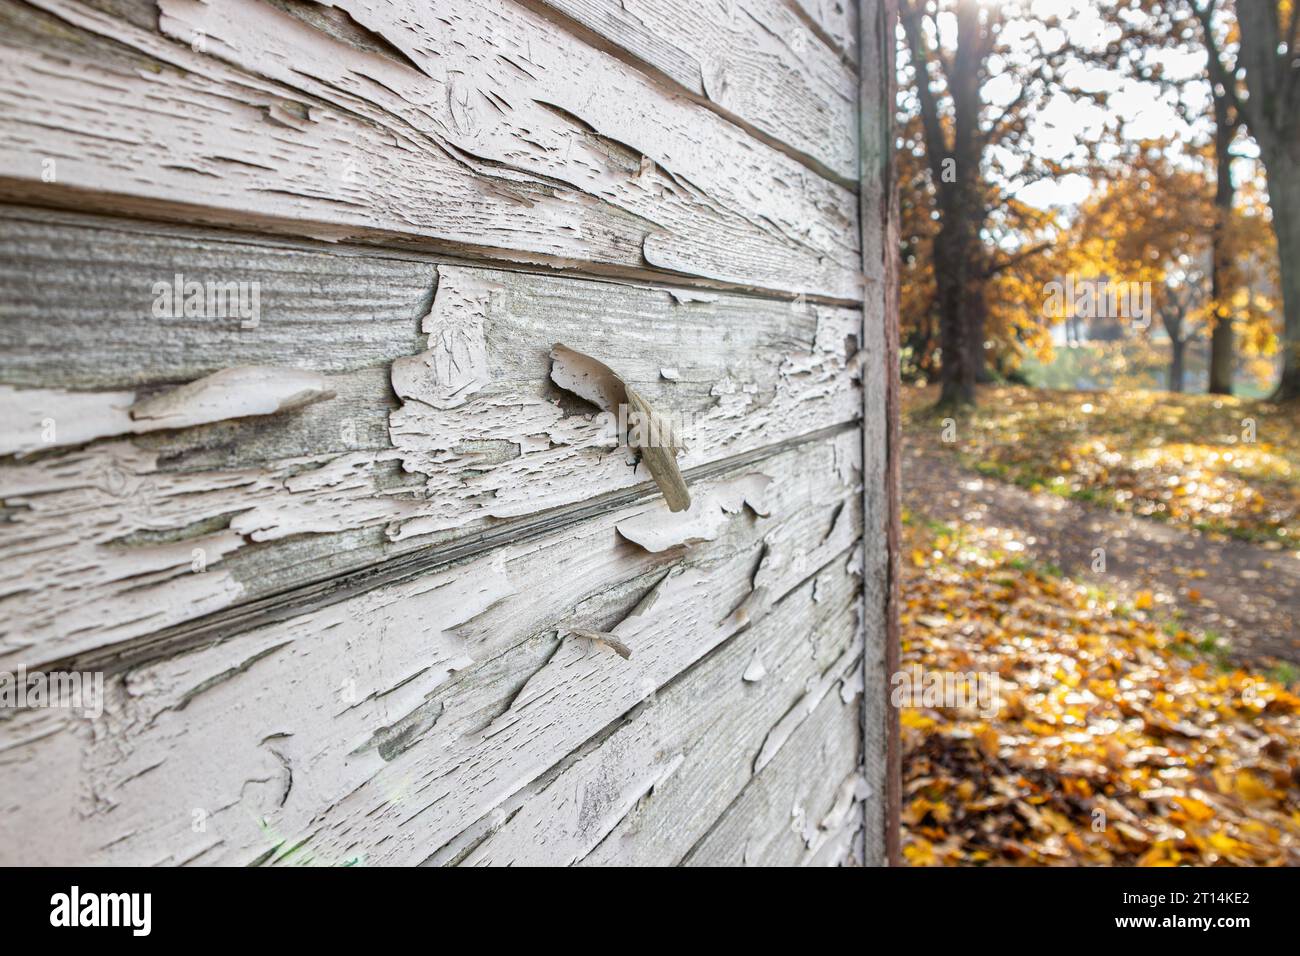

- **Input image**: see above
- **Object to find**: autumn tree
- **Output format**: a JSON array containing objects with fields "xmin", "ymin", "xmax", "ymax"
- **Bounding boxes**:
[
  {"xmin": 1231, "ymin": 1, "xmax": 1300, "ymax": 399},
  {"xmin": 1139, "ymin": 0, "xmax": 1300, "ymax": 398},
  {"xmin": 898, "ymin": 0, "xmax": 1087, "ymax": 407},
  {"xmin": 1071, "ymin": 141, "xmax": 1277, "ymax": 391},
  {"xmin": 1072, "ymin": 147, "xmax": 1207, "ymax": 392},
  {"xmin": 1094, "ymin": 0, "xmax": 1249, "ymax": 392}
]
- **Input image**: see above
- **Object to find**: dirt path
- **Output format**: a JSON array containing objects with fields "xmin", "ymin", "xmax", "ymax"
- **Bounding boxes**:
[{"xmin": 903, "ymin": 443, "xmax": 1300, "ymax": 668}]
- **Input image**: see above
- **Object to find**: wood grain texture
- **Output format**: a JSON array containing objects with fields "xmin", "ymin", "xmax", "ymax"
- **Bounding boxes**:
[
  {"xmin": 790, "ymin": 0, "xmax": 859, "ymax": 64},
  {"xmin": 0, "ymin": 0, "xmax": 860, "ymax": 298},
  {"xmin": 446, "ymin": 554, "xmax": 862, "ymax": 866},
  {"xmin": 0, "ymin": 210, "xmax": 432, "ymax": 391},
  {"xmin": 0, "ymin": 434, "xmax": 863, "ymax": 865},
  {"xmin": 0, "ymin": 211, "xmax": 865, "ymax": 670},
  {"xmin": 527, "ymin": 0, "xmax": 859, "ymax": 182},
  {"xmin": 857, "ymin": 0, "xmax": 900, "ymax": 867},
  {"xmin": 680, "ymin": 653, "xmax": 865, "ymax": 866}
]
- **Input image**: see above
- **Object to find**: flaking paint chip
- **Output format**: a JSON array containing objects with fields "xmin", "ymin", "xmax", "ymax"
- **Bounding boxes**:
[
  {"xmin": 615, "ymin": 474, "xmax": 770, "ymax": 552},
  {"xmin": 550, "ymin": 343, "xmax": 690, "ymax": 512},
  {"xmin": 565, "ymin": 627, "xmax": 633, "ymax": 660},
  {"xmin": 129, "ymin": 366, "xmax": 335, "ymax": 429}
]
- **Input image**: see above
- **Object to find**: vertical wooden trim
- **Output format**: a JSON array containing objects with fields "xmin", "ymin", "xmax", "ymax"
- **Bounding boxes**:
[
  {"xmin": 858, "ymin": 0, "xmax": 902, "ymax": 867},
  {"xmin": 878, "ymin": 0, "xmax": 903, "ymax": 870}
]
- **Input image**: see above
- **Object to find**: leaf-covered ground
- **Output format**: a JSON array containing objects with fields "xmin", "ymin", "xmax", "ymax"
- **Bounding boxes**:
[
  {"xmin": 900, "ymin": 385, "xmax": 1300, "ymax": 866},
  {"xmin": 900, "ymin": 518, "xmax": 1300, "ymax": 866},
  {"xmin": 902, "ymin": 433, "xmax": 1300, "ymax": 666},
  {"xmin": 905, "ymin": 386, "xmax": 1300, "ymax": 548}
]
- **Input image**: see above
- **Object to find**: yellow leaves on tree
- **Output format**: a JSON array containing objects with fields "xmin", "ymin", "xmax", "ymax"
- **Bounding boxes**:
[{"xmin": 1065, "ymin": 140, "xmax": 1279, "ymax": 389}]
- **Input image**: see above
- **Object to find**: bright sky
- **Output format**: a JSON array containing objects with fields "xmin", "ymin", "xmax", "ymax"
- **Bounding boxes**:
[{"xmin": 955, "ymin": 0, "xmax": 1250, "ymax": 210}]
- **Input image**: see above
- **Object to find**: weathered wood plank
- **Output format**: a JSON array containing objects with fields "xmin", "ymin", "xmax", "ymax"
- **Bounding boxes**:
[
  {"xmin": 791, "ymin": 0, "xmax": 859, "ymax": 64},
  {"xmin": 0, "ymin": 434, "xmax": 862, "ymax": 865},
  {"xmin": 439, "ymin": 555, "xmax": 862, "ymax": 866},
  {"xmin": 529, "ymin": 0, "xmax": 858, "ymax": 182},
  {"xmin": 0, "ymin": 212, "xmax": 865, "ymax": 670},
  {"xmin": 0, "ymin": 0, "xmax": 859, "ymax": 298},
  {"xmin": 681, "ymin": 661, "xmax": 865, "ymax": 865},
  {"xmin": 856, "ymin": 0, "xmax": 899, "ymax": 867},
  {"xmin": 0, "ymin": 210, "xmax": 431, "ymax": 390}
]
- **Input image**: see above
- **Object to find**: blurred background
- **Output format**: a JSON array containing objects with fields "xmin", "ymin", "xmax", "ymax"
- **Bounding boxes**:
[{"xmin": 894, "ymin": 0, "xmax": 1300, "ymax": 866}]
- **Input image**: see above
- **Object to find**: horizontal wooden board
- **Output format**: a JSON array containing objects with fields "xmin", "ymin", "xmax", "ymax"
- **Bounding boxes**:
[
  {"xmin": 439, "ymin": 558, "xmax": 863, "ymax": 866},
  {"xmin": 530, "ymin": 0, "xmax": 859, "ymax": 182},
  {"xmin": 0, "ymin": 433, "xmax": 863, "ymax": 865},
  {"xmin": 0, "ymin": 210, "xmax": 866, "ymax": 670},
  {"xmin": 682, "ymin": 658, "xmax": 865, "ymax": 866},
  {"xmin": 794, "ymin": 0, "xmax": 859, "ymax": 64},
  {"xmin": 0, "ymin": 0, "xmax": 860, "ymax": 298}
]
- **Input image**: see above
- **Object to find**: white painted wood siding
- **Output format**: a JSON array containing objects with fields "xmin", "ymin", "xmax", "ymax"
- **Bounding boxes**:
[{"xmin": 0, "ymin": 0, "xmax": 894, "ymax": 866}]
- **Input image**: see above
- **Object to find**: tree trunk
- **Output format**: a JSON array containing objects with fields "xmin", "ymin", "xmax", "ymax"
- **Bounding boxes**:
[
  {"xmin": 904, "ymin": 0, "xmax": 986, "ymax": 410},
  {"xmin": 1208, "ymin": 95, "xmax": 1235, "ymax": 395},
  {"xmin": 1169, "ymin": 336, "xmax": 1187, "ymax": 393},
  {"xmin": 970, "ymin": 288, "xmax": 993, "ymax": 383},
  {"xmin": 1232, "ymin": 1, "xmax": 1300, "ymax": 400},
  {"xmin": 1268, "ymin": 161, "xmax": 1300, "ymax": 401},
  {"xmin": 1208, "ymin": 298, "xmax": 1235, "ymax": 394},
  {"xmin": 934, "ymin": 229, "xmax": 977, "ymax": 407}
]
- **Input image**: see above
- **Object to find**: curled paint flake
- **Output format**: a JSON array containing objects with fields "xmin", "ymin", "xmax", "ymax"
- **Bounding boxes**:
[
  {"xmin": 565, "ymin": 627, "xmax": 632, "ymax": 660},
  {"xmin": 130, "ymin": 366, "xmax": 335, "ymax": 429},
  {"xmin": 550, "ymin": 343, "xmax": 690, "ymax": 511}
]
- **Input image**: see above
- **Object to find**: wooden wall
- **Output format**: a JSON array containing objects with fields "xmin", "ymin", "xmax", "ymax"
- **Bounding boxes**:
[{"xmin": 0, "ymin": 0, "xmax": 895, "ymax": 865}]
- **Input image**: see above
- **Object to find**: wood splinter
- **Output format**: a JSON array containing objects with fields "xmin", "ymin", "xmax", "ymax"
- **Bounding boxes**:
[
  {"xmin": 565, "ymin": 627, "xmax": 633, "ymax": 660},
  {"xmin": 549, "ymin": 343, "xmax": 691, "ymax": 512}
]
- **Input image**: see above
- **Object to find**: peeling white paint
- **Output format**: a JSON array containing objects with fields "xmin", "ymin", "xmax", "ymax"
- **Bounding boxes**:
[
  {"xmin": 667, "ymin": 289, "xmax": 720, "ymax": 305},
  {"xmin": 1, "ymin": 366, "xmax": 334, "ymax": 456},
  {"xmin": 129, "ymin": 366, "xmax": 335, "ymax": 428},
  {"xmin": 754, "ymin": 646, "xmax": 857, "ymax": 773},
  {"xmin": 391, "ymin": 272, "xmax": 494, "ymax": 410},
  {"xmin": 0, "ymin": 259, "xmax": 861, "ymax": 668},
  {"xmin": 614, "ymin": 473, "xmax": 770, "ymax": 551},
  {"xmin": 0, "ymin": 0, "xmax": 883, "ymax": 868},
  {"xmin": 0, "ymin": 440, "xmax": 863, "ymax": 865},
  {"xmin": 3, "ymin": 0, "xmax": 859, "ymax": 297}
]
